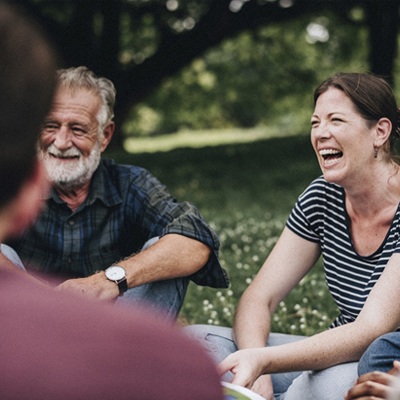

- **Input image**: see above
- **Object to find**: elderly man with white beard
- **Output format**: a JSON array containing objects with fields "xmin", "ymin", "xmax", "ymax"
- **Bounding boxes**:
[{"xmin": 9, "ymin": 66, "xmax": 228, "ymax": 319}]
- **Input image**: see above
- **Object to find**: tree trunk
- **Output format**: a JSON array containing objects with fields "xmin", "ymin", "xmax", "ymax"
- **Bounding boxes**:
[{"xmin": 366, "ymin": 1, "xmax": 400, "ymax": 84}]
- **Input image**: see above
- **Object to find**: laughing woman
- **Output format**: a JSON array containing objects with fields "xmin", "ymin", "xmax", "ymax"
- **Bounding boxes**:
[{"xmin": 186, "ymin": 73, "xmax": 400, "ymax": 400}]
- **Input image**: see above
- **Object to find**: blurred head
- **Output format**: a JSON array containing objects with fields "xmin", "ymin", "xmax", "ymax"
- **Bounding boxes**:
[
  {"xmin": 38, "ymin": 67, "xmax": 115, "ymax": 191},
  {"xmin": 0, "ymin": 1, "xmax": 56, "ymax": 208},
  {"xmin": 314, "ymin": 73, "xmax": 400, "ymax": 163},
  {"xmin": 0, "ymin": 1, "xmax": 57, "ymax": 239}
]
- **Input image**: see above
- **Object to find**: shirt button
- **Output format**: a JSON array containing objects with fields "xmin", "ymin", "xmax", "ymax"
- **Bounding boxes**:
[{"xmin": 68, "ymin": 220, "xmax": 74, "ymax": 226}]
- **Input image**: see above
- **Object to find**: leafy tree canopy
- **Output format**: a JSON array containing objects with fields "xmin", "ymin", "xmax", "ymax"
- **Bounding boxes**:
[{"xmin": 15, "ymin": 0, "xmax": 400, "ymax": 147}]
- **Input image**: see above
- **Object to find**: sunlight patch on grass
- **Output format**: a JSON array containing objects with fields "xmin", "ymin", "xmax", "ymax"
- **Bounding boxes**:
[{"xmin": 124, "ymin": 126, "xmax": 299, "ymax": 153}]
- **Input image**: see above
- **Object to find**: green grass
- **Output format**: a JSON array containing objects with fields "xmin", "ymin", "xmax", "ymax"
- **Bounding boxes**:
[{"xmin": 106, "ymin": 133, "xmax": 339, "ymax": 335}]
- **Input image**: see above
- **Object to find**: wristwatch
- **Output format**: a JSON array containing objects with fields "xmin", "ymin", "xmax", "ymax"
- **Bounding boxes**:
[{"xmin": 105, "ymin": 265, "xmax": 128, "ymax": 296}]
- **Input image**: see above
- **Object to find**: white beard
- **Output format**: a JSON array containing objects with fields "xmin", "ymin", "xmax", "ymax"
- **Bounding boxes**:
[{"xmin": 39, "ymin": 142, "xmax": 102, "ymax": 191}]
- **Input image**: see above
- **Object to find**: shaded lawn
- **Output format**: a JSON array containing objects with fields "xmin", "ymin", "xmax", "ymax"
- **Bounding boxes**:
[{"xmin": 106, "ymin": 134, "xmax": 339, "ymax": 335}]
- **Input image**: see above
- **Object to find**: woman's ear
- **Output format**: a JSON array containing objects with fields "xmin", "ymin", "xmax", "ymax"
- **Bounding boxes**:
[
  {"xmin": 374, "ymin": 117, "xmax": 392, "ymax": 148},
  {"xmin": 4, "ymin": 160, "xmax": 49, "ymax": 238}
]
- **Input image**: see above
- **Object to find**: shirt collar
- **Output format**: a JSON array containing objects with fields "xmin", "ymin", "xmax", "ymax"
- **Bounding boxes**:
[{"xmin": 46, "ymin": 159, "xmax": 123, "ymax": 208}]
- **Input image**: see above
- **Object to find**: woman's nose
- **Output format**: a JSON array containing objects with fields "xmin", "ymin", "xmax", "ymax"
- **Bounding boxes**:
[{"xmin": 312, "ymin": 122, "xmax": 330, "ymax": 140}]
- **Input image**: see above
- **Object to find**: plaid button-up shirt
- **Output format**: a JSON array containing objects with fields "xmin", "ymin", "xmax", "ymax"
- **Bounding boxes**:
[{"xmin": 11, "ymin": 159, "xmax": 229, "ymax": 288}]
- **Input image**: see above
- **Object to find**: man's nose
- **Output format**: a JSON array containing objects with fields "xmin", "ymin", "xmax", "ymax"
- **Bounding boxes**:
[{"xmin": 53, "ymin": 126, "xmax": 73, "ymax": 150}]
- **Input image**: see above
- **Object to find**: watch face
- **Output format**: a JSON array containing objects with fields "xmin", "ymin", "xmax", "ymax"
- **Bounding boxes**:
[{"xmin": 105, "ymin": 266, "xmax": 125, "ymax": 281}]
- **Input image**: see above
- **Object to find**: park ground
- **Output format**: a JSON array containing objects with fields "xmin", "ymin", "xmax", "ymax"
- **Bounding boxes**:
[{"xmin": 106, "ymin": 129, "xmax": 338, "ymax": 334}]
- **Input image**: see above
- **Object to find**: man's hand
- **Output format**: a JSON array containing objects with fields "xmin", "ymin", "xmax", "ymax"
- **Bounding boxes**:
[
  {"xmin": 57, "ymin": 272, "xmax": 119, "ymax": 301},
  {"xmin": 345, "ymin": 361, "xmax": 400, "ymax": 400}
]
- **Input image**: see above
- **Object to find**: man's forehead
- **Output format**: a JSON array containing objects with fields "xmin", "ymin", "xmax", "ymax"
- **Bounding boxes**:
[{"xmin": 48, "ymin": 87, "xmax": 101, "ymax": 118}]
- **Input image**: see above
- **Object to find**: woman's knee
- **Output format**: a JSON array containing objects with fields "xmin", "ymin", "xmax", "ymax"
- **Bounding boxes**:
[
  {"xmin": 184, "ymin": 324, "xmax": 237, "ymax": 365},
  {"xmin": 283, "ymin": 362, "xmax": 358, "ymax": 400}
]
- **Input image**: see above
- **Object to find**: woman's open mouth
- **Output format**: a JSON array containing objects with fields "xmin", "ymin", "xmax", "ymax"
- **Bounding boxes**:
[{"xmin": 319, "ymin": 148, "xmax": 343, "ymax": 166}]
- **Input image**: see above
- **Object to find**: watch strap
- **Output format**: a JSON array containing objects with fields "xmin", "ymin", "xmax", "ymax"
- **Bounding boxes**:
[{"xmin": 116, "ymin": 277, "xmax": 128, "ymax": 296}]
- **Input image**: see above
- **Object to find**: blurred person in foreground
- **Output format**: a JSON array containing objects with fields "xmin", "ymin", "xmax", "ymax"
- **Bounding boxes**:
[
  {"xmin": 187, "ymin": 72, "xmax": 400, "ymax": 400},
  {"xmin": 346, "ymin": 332, "xmax": 400, "ymax": 400},
  {"xmin": 9, "ymin": 65, "xmax": 228, "ymax": 320},
  {"xmin": 0, "ymin": 2, "xmax": 223, "ymax": 398}
]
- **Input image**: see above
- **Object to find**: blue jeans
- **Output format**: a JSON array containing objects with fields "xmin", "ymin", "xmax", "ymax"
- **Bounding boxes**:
[
  {"xmin": 185, "ymin": 324, "xmax": 358, "ymax": 400},
  {"xmin": 1, "ymin": 239, "xmax": 188, "ymax": 322},
  {"xmin": 1, "ymin": 243, "xmax": 26, "ymax": 271},
  {"xmin": 358, "ymin": 332, "xmax": 400, "ymax": 375},
  {"xmin": 116, "ymin": 237, "xmax": 189, "ymax": 321},
  {"xmin": 116, "ymin": 276, "xmax": 189, "ymax": 321}
]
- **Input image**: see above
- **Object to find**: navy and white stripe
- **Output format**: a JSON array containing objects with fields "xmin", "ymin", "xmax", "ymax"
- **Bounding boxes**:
[{"xmin": 287, "ymin": 176, "xmax": 400, "ymax": 328}]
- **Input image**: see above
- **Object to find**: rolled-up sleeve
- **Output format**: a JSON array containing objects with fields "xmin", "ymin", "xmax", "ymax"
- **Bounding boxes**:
[{"xmin": 126, "ymin": 167, "xmax": 229, "ymax": 288}]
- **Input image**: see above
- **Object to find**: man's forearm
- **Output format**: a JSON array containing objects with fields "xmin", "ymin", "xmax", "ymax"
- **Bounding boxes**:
[{"xmin": 117, "ymin": 234, "xmax": 211, "ymax": 289}]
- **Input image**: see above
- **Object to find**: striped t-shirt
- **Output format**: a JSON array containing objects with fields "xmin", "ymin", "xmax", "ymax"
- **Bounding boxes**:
[{"xmin": 286, "ymin": 176, "xmax": 400, "ymax": 328}]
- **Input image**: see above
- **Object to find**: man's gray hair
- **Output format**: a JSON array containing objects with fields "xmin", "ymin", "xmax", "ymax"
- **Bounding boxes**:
[{"xmin": 56, "ymin": 66, "xmax": 116, "ymax": 129}]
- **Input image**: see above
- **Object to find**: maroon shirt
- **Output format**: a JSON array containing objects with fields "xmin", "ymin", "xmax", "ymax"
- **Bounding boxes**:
[{"xmin": 0, "ymin": 269, "xmax": 223, "ymax": 399}]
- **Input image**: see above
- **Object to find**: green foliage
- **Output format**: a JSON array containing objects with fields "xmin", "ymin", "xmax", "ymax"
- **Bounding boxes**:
[
  {"xmin": 123, "ymin": 10, "xmax": 369, "ymax": 138},
  {"xmin": 120, "ymin": 10, "xmax": 159, "ymax": 65},
  {"xmin": 107, "ymin": 133, "xmax": 339, "ymax": 336}
]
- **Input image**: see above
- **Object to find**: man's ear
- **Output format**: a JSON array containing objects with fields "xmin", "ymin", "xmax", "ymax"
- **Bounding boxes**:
[
  {"xmin": 4, "ymin": 160, "xmax": 49, "ymax": 238},
  {"xmin": 100, "ymin": 121, "xmax": 115, "ymax": 152}
]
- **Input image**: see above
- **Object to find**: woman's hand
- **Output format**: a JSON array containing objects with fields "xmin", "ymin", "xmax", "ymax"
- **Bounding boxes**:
[
  {"xmin": 345, "ymin": 361, "xmax": 400, "ymax": 400},
  {"xmin": 218, "ymin": 348, "xmax": 267, "ymax": 393},
  {"xmin": 251, "ymin": 374, "xmax": 275, "ymax": 400}
]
